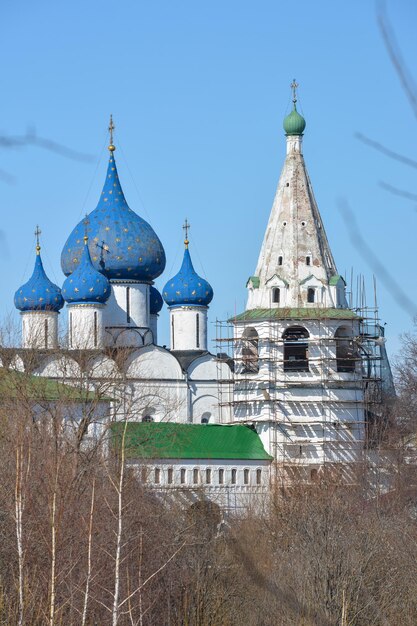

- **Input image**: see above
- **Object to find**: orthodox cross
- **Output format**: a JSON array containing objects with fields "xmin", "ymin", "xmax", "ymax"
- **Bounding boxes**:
[
  {"xmin": 108, "ymin": 114, "xmax": 115, "ymax": 150},
  {"xmin": 96, "ymin": 239, "xmax": 110, "ymax": 270},
  {"xmin": 35, "ymin": 225, "xmax": 41, "ymax": 253},
  {"xmin": 34, "ymin": 225, "xmax": 41, "ymax": 246},
  {"xmin": 290, "ymin": 78, "xmax": 298, "ymax": 105},
  {"xmin": 183, "ymin": 218, "xmax": 190, "ymax": 247}
]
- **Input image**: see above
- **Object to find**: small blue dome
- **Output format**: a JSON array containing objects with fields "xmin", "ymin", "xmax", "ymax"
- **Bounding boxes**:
[
  {"xmin": 150, "ymin": 286, "xmax": 163, "ymax": 314},
  {"xmin": 162, "ymin": 245, "xmax": 213, "ymax": 308},
  {"xmin": 62, "ymin": 239, "xmax": 111, "ymax": 304},
  {"xmin": 14, "ymin": 250, "xmax": 64, "ymax": 312},
  {"xmin": 61, "ymin": 151, "xmax": 166, "ymax": 281}
]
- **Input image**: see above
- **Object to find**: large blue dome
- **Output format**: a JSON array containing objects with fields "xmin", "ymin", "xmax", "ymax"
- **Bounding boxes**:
[
  {"xmin": 162, "ymin": 245, "xmax": 213, "ymax": 308},
  {"xmin": 61, "ymin": 151, "xmax": 166, "ymax": 281},
  {"xmin": 150, "ymin": 286, "xmax": 163, "ymax": 314},
  {"xmin": 62, "ymin": 238, "xmax": 111, "ymax": 304},
  {"xmin": 15, "ymin": 249, "xmax": 64, "ymax": 313}
]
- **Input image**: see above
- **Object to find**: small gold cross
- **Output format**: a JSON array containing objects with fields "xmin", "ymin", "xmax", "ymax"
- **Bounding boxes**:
[{"xmin": 183, "ymin": 218, "xmax": 190, "ymax": 247}]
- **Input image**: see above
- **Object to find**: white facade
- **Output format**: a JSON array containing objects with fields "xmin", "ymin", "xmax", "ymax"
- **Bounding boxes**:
[
  {"xmin": 68, "ymin": 304, "xmax": 105, "ymax": 349},
  {"xmin": 169, "ymin": 306, "xmax": 208, "ymax": 351},
  {"xmin": 21, "ymin": 311, "xmax": 59, "ymax": 350},
  {"xmin": 103, "ymin": 281, "xmax": 153, "ymax": 347}
]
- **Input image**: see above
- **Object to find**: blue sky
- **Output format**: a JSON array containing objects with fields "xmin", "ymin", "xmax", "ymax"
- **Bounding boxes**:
[{"xmin": 1, "ymin": 0, "xmax": 416, "ymax": 356}]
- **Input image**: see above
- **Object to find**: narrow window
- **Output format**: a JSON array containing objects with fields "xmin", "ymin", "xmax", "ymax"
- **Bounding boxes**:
[
  {"xmin": 306, "ymin": 256, "xmax": 311, "ymax": 266},
  {"xmin": 272, "ymin": 287, "xmax": 280, "ymax": 304},
  {"xmin": 256, "ymin": 469, "xmax": 262, "ymax": 485},
  {"xmin": 231, "ymin": 469, "xmax": 237, "ymax": 485},
  {"xmin": 335, "ymin": 326, "xmax": 356, "ymax": 373},
  {"xmin": 206, "ymin": 468, "xmax": 211, "ymax": 484},
  {"xmin": 141, "ymin": 466, "xmax": 147, "ymax": 483},
  {"xmin": 299, "ymin": 445, "xmax": 303, "ymax": 457},
  {"xmin": 307, "ymin": 288, "xmax": 315, "ymax": 303},
  {"xmin": 311, "ymin": 468, "xmax": 318, "ymax": 482},
  {"xmin": 241, "ymin": 327, "xmax": 259, "ymax": 374},
  {"xmin": 196, "ymin": 313, "xmax": 200, "ymax": 349},
  {"xmin": 44, "ymin": 318, "xmax": 48, "ymax": 349},
  {"xmin": 244, "ymin": 469, "xmax": 249, "ymax": 485},
  {"xmin": 69, "ymin": 312, "xmax": 73, "ymax": 348},
  {"xmin": 154, "ymin": 468, "xmax": 160, "ymax": 484},
  {"xmin": 126, "ymin": 286, "xmax": 131, "ymax": 323},
  {"xmin": 283, "ymin": 326, "xmax": 309, "ymax": 372},
  {"xmin": 180, "ymin": 468, "xmax": 186, "ymax": 484},
  {"xmin": 171, "ymin": 316, "xmax": 175, "ymax": 350},
  {"xmin": 218, "ymin": 469, "xmax": 224, "ymax": 485},
  {"xmin": 193, "ymin": 468, "xmax": 198, "ymax": 484},
  {"xmin": 278, "ymin": 255, "xmax": 283, "ymax": 266},
  {"xmin": 167, "ymin": 468, "xmax": 173, "ymax": 484},
  {"xmin": 94, "ymin": 311, "xmax": 98, "ymax": 347}
]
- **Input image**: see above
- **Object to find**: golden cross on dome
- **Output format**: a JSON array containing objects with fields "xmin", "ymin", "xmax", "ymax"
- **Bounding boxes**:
[
  {"xmin": 34, "ymin": 225, "xmax": 41, "ymax": 254},
  {"xmin": 290, "ymin": 78, "xmax": 298, "ymax": 105},
  {"xmin": 108, "ymin": 114, "xmax": 115, "ymax": 152},
  {"xmin": 183, "ymin": 218, "xmax": 190, "ymax": 248}
]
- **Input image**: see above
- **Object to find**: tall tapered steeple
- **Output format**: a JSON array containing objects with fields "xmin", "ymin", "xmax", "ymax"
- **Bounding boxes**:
[{"xmin": 247, "ymin": 81, "xmax": 346, "ymax": 310}]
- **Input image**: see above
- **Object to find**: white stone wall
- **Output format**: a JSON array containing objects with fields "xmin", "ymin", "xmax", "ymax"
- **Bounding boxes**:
[
  {"xmin": 21, "ymin": 311, "xmax": 59, "ymax": 349},
  {"xmin": 170, "ymin": 306, "xmax": 208, "ymax": 351},
  {"xmin": 103, "ymin": 281, "xmax": 153, "ymax": 347},
  {"xmin": 232, "ymin": 317, "xmax": 365, "ymax": 466},
  {"xmin": 67, "ymin": 304, "xmax": 105, "ymax": 349},
  {"xmin": 127, "ymin": 458, "xmax": 271, "ymax": 514}
]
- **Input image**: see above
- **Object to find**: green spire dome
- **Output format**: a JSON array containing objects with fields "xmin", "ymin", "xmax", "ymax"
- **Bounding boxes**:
[
  {"xmin": 283, "ymin": 104, "xmax": 306, "ymax": 135},
  {"xmin": 283, "ymin": 78, "xmax": 306, "ymax": 136}
]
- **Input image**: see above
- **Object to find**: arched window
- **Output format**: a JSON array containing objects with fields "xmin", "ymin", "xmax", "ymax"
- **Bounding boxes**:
[
  {"xmin": 231, "ymin": 468, "xmax": 237, "ymax": 484},
  {"xmin": 126, "ymin": 286, "xmax": 131, "ymax": 323},
  {"xmin": 218, "ymin": 469, "xmax": 224, "ymax": 485},
  {"xmin": 335, "ymin": 326, "xmax": 356, "ymax": 373},
  {"xmin": 243, "ymin": 469, "xmax": 249, "ymax": 485},
  {"xmin": 154, "ymin": 468, "xmax": 160, "ymax": 484},
  {"xmin": 241, "ymin": 327, "xmax": 259, "ymax": 374},
  {"xmin": 93, "ymin": 311, "xmax": 98, "ymax": 347},
  {"xmin": 206, "ymin": 468, "xmax": 211, "ymax": 484},
  {"xmin": 167, "ymin": 468, "xmax": 173, "ymax": 484},
  {"xmin": 306, "ymin": 256, "xmax": 311, "ymax": 266},
  {"xmin": 283, "ymin": 326, "xmax": 309, "ymax": 372},
  {"xmin": 272, "ymin": 287, "xmax": 280, "ymax": 304},
  {"xmin": 180, "ymin": 468, "xmax": 186, "ymax": 484},
  {"xmin": 196, "ymin": 313, "xmax": 200, "ymax": 348},
  {"xmin": 44, "ymin": 318, "xmax": 48, "ymax": 349},
  {"xmin": 278, "ymin": 255, "xmax": 283, "ymax": 266},
  {"xmin": 193, "ymin": 468, "xmax": 199, "ymax": 484},
  {"xmin": 201, "ymin": 412, "xmax": 211, "ymax": 424},
  {"xmin": 307, "ymin": 287, "xmax": 315, "ymax": 303},
  {"xmin": 256, "ymin": 469, "xmax": 262, "ymax": 485}
]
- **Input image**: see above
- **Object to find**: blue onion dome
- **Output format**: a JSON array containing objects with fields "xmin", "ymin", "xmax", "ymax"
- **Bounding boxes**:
[
  {"xmin": 60, "ymin": 128, "xmax": 166, "ymax": 281},
  {"xmin": 14, "ymin": 240, "xmax": 64, "ymax": 312},
  {"xmin": 150, "ymin": 286, "xmax": 163, "ymax": 314},
  {"xmin": 62, "ymin": 235, "xmax": 111, "ymax": 304},
  {"xmin": 162, "ymin": 237, "xmax": 213, "ymax": 308}
]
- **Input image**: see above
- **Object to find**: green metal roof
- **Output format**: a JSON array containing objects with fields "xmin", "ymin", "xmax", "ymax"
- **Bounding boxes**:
[
  {"xmin": 329, "ymin": 275, "xmax": 346, "ymax": 286},
  {"xmin": 230, "ymin": 307, "xmax": 359, "ymax": 323},
  {"xmin": 246, "ymin": 276, "xmax": 260, "ymax": 289},
  {"xmin": 110, "ymin": 422, "xmax": 273, "ymax": 461},
  {"xmin": 0, "ymin": 368, "xmax": 106, "ymax": 402}
]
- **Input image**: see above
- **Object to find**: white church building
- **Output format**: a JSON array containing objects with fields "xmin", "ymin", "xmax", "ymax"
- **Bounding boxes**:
[{"xmin": 10, "ymin": 86, "xmax": 393, "ymax": 508}]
